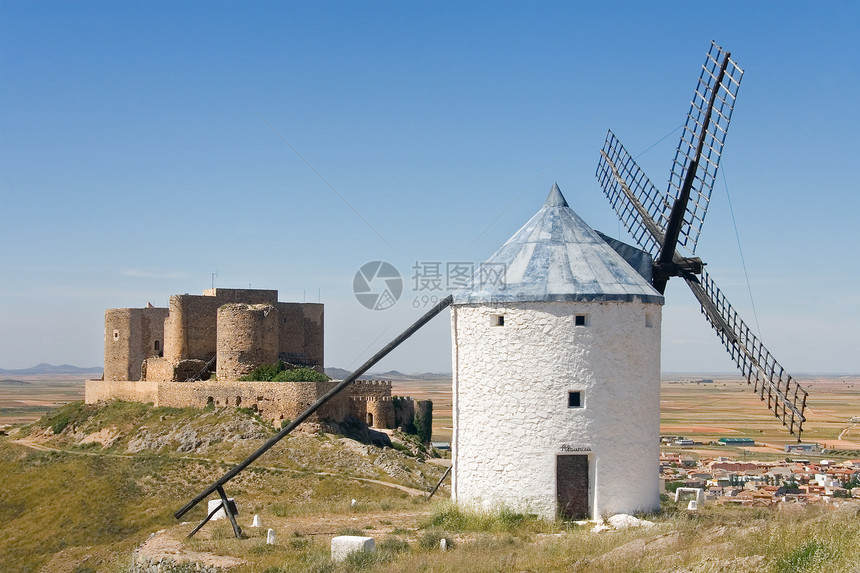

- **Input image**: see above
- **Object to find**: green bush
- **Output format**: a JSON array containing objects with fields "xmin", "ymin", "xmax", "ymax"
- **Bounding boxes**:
[
  {"xmin": 272, "ymin": 367, "xmax": 329, "ymax": 382},
  {"xmin": 51, "ymin": 414, "xmax": 71, "ymax": 435},
  {"xmin": 240, "ymin": 360, "xmax": 286, "ymax": 381},
  {"xmin": 42, "ymin": 402, "xmax": 96, "ymax": 435},
  {"xmin": 240, "ymin": 361, "xmax": 330, "ymax": 382},
  {"xmin": 665, "ymin": 481, "xmax": 686, "ymax": 493}
]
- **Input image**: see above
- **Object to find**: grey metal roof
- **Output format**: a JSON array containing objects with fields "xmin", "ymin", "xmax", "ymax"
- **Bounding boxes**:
[{"xmin": 454, "ymin": 183, "xmax": 665, "ymax": 305}]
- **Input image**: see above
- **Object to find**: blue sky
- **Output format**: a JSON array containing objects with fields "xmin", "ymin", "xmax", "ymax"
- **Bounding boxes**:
[{"xmin": 1, "ymin": 1, "xmax": 858, "ymax": 374}]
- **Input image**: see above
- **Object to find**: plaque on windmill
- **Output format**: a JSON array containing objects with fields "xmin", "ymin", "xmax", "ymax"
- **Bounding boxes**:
[{"xmin": 595, "ymin": 41, "xmax": 808, "ymax": 439}]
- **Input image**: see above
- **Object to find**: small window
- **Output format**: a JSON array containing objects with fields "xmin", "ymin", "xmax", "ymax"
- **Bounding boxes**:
[
  {"xmin": 113, "ymin": 329, "xmax": 120, "ymax": 341},
  {"xmin": 154, "ymin": 340, "xmax": 161, "ymax": 351},
  {"xmin": 491, "ymin": 314, "xmax": 505, "ymax": 327},
  {"xmin": 645, "ymin": 314, "xmax": 654, "ymax": 328},
  {"xmin": 574, "ymin": 314, "xmax": 588, "ymax": 326},
  {"xmin": 568, "ymin": 391, "xmax": 583, "ymax": 408}
]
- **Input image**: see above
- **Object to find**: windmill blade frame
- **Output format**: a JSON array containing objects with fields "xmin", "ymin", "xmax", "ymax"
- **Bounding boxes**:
[
  {"xmin": 595, "ymin": 41, "xmax": 807, "ymax": 441},
  {"xmin": 669, "ymin": 41, "xmax": 744, "ymax": 255},
  {"xmin": 683, "ymin": 268, "xmax": 808, "ymax": 439},
  {"xmin": 596, "ymin": 130, "xmax": 668, "ymax": 257}
]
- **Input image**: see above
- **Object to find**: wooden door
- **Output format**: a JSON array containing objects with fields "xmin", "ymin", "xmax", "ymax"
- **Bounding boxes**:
[{"xmin": 557, "ymin": 455, "xmax": 589, "ymax": 519}]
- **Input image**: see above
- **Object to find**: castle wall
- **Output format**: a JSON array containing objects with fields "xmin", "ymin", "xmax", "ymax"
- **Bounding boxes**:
[
  {"xmin": 164, "ymin": 289, "xmax": 278, "ymax": 364},
  {"xmin": 451, "ymin": 301, "xmax": 662, "ymax": 520},
  {"xmin": 104, "ymin": 307, "xmax": 169, "ymax": 381},
  {"xmin": 349, "ymin": 381, "xmax": 394, "ymax": 427},
  {"xmin": 86, "ymin": 379, "xmax": 349, "ymax": 428},
  {"xmin": 154, "ymin": 380, "xmax": 348, "ymax": 426},
  {"xmin": 350, "ymin": 380, "xmax": 391, "ymax": 399},
  {"xmin": 86, "ymin": 379, "xmax": 159, "ymax": 404},
  {"xmin": 216, "ymin": 304, "xmax": 280, "ymax": 380},
  {"xmin": 275, "ymin": 302, "xmax": 324, "ymax": 368},
  {"xmin": 142, "ymin": 357, "xmax": 174, "ymax": 382}
]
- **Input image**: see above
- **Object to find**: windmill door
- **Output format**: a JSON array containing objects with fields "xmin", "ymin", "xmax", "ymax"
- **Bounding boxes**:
[{"xmin": 557, "ymin": 455, "xmax": 589, "ymax": 519}]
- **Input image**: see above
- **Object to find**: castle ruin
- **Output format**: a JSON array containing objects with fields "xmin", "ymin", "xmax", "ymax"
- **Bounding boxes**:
[{"xmin": 87, "ymin": 288, "xmax": 430, "ymax": 433}]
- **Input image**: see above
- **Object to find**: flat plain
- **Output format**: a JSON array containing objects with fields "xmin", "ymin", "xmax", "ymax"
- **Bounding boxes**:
[
  {"xmin": 660, "ymin": 374, "xmax": 860, "ymax": 457},
  {"xmin": 4, "ymin": 374, "xmax": 859, "ymax": 456},
  {"xmin": 0, "ymin": 375, "xmax": 87, "ymax": 426}
]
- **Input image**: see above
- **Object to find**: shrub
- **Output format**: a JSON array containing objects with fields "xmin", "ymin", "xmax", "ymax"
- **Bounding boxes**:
[
  {"xmin": 665, "ymin": 481, "xmax": 686, "ymax": 493},
  {"xmin": 240, "ymin": 360, "xmax": 286, "ymax": 382},
  {"xmin": 240, "ymin": 361, "xmax": 330, "ymax": 383},
  {"xmin": 272, "ymin": 368, "xmax": 330, "ymax": 382},
  {"xmin": 51, "ymin": 414, "xmax": 71, "ymax": 435}
]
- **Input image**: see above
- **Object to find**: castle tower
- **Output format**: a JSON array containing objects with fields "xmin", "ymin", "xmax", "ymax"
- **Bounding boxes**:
[
  {"xmin": 216, "ymin": 303, "xmax": 280, "ymax": 381},
  {"xmin": 450, "ymin": 184, "xmax": 665, "ymax": 520}
]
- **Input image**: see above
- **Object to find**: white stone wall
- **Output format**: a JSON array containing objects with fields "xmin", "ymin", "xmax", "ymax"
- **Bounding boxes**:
[{"xmin": 451, "ymin": 300, "xmax": 662, "ymax": 519}]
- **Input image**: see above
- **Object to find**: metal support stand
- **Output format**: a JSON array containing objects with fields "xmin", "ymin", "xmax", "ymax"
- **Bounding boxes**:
[
  {"xmin": 217, "ymin": 485, "xmax": 242, "ymax": 539},
  {"xmin": 427, "ymin": 465, "xmax": 451, "ymax": 499},
  {"xmin": 185, "ymin": 486, "xmax": 242, "ymax": 539}
]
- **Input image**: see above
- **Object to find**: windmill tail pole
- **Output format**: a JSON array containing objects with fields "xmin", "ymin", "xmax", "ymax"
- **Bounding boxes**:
[{"xmin": 174, "ymin": 294, "xmax": 454, "ymax": 521}]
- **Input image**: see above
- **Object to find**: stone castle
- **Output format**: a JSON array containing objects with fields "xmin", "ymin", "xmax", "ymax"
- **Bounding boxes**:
[{"xmin": 86, "ymin": 288, "xmax": 428, "ymax": 431}]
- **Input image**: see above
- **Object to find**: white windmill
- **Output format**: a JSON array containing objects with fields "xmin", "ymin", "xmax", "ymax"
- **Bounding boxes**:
[{"xmin": 450, "ymin": 183, "xmax": 664, "ymax": 519}]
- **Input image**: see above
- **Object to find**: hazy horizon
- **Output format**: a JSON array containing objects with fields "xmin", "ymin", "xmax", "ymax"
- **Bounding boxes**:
[{"xmin": 2, "ymin": 362, "xmax": 859, "ymax": 379}]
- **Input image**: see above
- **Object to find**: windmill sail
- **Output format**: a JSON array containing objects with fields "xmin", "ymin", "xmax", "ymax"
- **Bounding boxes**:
[
  {"xmin": 669, "ymin": 41, "xmax": 743, "ymax": 255},
  {"xmin": 684, "ymin": 269, "xmax": 807, "ymax": 437},
  {"xmin": 596, "ymin": 131, "xmax": 668, "ymax": 258},
  {"xmin": 595, "ymin": 41, "xmax": 807, "ymax": 440}
]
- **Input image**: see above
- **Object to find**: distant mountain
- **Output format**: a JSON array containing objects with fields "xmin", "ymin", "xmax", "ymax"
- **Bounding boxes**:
[
  {"xmin": 0, "ymin": 379, "xmax": 29, "ymax": 385},
  {"xmin": 324, "ymin": 367, "xmax": 375, "ymax": 381},
  {"xmin": 0, "ymin": 363, "xmax": 103, "ymax": 375},
  {"xmin": 324, "ymin": 367, "xmax": 451, "ymax": 381}
]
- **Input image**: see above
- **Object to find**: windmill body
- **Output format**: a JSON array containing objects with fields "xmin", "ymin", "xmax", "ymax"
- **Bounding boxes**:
[{"xmin": 451, "ymin": 184, "xmax": 664, "ymax": 520}]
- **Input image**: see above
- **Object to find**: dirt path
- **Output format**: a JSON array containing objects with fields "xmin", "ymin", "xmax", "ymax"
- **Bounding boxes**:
[
  {"xmin": 838, "ymin": 423, "xmax": 857, "ymax": 441},
  {"xmin": 9, "ymin": 437, "xmax": 431, "ymax": 496}
]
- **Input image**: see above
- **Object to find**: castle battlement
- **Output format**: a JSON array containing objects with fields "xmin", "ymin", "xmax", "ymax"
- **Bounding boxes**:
[{"xmin": 349, "ymin": 395, "xmax": 413, "ymax": 403}]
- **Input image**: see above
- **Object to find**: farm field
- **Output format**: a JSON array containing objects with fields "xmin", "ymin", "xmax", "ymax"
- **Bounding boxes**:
[
  {"xmin": 0, "ymin": 375, "xmax": 88, "ymax": 427},
  {"xmin": 660, "ymin": 374, "xmax": 860, "ymax": 458}
]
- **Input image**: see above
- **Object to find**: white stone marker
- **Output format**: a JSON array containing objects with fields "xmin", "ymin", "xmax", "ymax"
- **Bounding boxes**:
[
  {"xmin": 331, "ymin": 536, "xmax": 375, "ymax": 562},
  {"xmin": 252, "ymin": 514, "xmax": 262, "ymax": 527},
  {"xmin": 266, "ymin": 528, "xmax": 276, "ymax": 545},
  {"xmin": 207, "ymin": 498, "xmax": 236, "ymax": 521},
  {"xmin": 687, "ymin": 500, "xmax": 699, "ymax": 511},
  {"xmin": 439, "ymin": 538, "xmax": 448, "ymax": 551}
]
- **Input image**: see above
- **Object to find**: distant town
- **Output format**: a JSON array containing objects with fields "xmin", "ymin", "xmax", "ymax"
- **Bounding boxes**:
[{"xmin": 661, "ymin": 436, "xmax": 860, "ymax": 505}]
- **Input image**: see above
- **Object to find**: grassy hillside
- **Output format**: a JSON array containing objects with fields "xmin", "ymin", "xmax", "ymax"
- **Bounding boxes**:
[
  {"xmin": 0, "ymin": 401, "xmax": 447, "ymax": 572},
  {"xmin": 3, "ymin": 401, "xmax": 860, "ymax": 572}
]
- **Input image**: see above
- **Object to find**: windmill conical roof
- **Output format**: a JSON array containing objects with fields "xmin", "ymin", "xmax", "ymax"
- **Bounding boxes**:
[{"xmin": 454, "ymin": 183, "xmax": 664, "ymax": 305}]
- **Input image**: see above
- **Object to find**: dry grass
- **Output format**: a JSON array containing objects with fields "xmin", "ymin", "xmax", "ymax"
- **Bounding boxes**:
[{"xmin": 6, "ymin": 397, "xmax": 860, "ymax": 572}]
